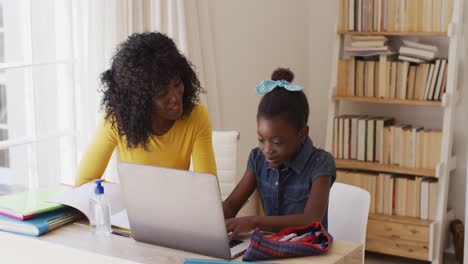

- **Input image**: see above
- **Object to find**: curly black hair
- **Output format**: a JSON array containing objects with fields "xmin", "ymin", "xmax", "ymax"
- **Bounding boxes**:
[
  {"xmin": 100, "ymin": 32, "xmax": 204, "ymax": 149},
  {"xmin": 257, "ymin": 68, "xmax": 309, "ymax": 131}
]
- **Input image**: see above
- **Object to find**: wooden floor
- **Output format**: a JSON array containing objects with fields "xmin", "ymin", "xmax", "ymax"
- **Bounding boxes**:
[{"xmin": 365, "ymin": 252, "xmax": 458, "ymax": 264}]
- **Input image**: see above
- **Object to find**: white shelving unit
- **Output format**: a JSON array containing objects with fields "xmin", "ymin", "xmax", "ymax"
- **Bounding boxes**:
[{"xmin": 325, "ymin": 0, "xmax": 464, "ymax": 263}]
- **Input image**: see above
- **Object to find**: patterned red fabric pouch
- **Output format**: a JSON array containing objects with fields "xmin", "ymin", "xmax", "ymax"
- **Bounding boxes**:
[{"xmin": 242, "ymin": 222, "xmax": 333, "ymax": 261}]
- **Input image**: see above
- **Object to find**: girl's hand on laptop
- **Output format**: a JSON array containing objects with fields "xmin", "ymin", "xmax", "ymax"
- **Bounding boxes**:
[{"xmin": 225, "ymin": 216, "xmax": 256, "ymax": 240}]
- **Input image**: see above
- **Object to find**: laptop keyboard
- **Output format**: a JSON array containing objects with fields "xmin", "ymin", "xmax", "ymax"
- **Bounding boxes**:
[{"xmin": 229, "ymin": 239, "xmax": 243, "ymax": 248}]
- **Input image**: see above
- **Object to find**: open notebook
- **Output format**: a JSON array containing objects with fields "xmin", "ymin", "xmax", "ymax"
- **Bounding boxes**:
[
  {"xmin": 0, "ymin": 186, "xmax": 71, "ymax": 220},
  {"xmin": 49, "ymin": 182, "xmax": 130, "ymax": 230}
]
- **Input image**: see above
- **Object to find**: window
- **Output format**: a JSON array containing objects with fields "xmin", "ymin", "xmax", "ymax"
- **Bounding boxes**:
[{"xmin": 0, "ymin": 0, "xmax": 77, "ymax": 188}]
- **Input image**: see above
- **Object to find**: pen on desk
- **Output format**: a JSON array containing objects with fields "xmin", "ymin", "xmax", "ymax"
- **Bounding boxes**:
[{"xmin": 112, "ymin": 229, "xmax": 131, "ymax": 238}]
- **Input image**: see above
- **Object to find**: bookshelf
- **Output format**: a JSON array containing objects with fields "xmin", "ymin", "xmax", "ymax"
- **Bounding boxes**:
[
  {"xmin": 333, "ymin": 95, "xmax": 443, "ymax": 107},
  {"xmin": 326, "ymin": 0, "xmax": 463, "ymax": 263},
  {"xmin": 335, "ymin": 159, "xmax": 436, "ymax": 177},
  {"xmin": 337, "ymin": 31, "xmax": 448, "ymax": 36}
]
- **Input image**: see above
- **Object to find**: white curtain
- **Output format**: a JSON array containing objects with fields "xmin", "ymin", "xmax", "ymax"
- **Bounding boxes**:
[{"xmin": 73, "ymin": 0, "xmax": 221, "ymax": 183}]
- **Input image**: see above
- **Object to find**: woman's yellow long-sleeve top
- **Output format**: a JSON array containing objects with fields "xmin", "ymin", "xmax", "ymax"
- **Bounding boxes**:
[{"xmin": 75, "ymin": 104, "xmax": 217, "ymax": 186}]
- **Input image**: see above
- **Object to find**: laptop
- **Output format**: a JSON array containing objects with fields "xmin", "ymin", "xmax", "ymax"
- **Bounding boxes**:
[{"xmin": 117, "ymin": 162, "xmax": 250, "ymax": 259}]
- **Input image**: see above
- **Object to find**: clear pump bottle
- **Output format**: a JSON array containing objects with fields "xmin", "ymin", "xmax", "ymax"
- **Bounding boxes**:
[{"xmin": 89, "ymin": 179, "xmax": 111, "ymax": 235}]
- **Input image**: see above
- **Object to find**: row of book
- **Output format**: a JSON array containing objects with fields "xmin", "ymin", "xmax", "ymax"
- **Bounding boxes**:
[
  {"xmin": 339, "ymin": 0, "xmax": 453, "ymax": 33},
  {"xmin": 333, "ymin": 115, "xmax": 442, "ymax": 169},
  {"xmin": 336, "ymin": 170, "xmax": 438, "ymax": 220},
  {"xmin": 0, "ymin": 186, "xmax": 83, "ymax": 236},
  {"xmin": 337, "ymin": 56, "xmax": 448, "ymax": 101}
]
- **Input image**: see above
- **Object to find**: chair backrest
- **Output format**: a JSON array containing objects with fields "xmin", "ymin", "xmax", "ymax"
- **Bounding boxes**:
[
  {"xmin": 328, "ymin": 182, "xmax": 370, "ymax": 261},
  {"xmin": 211, "ymin": 131, "xmax": 239, "ymax": 200}
]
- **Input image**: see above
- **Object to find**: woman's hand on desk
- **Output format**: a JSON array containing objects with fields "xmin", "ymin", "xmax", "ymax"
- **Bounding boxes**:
[{"xmin": 225, "ymin": 216, "xmax": 257, "ymax": 240}]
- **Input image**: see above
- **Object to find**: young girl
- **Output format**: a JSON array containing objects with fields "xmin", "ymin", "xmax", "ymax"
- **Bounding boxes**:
[{"xmin": 222, "ymin": 68, "xmax": 336, "ymax": 238}]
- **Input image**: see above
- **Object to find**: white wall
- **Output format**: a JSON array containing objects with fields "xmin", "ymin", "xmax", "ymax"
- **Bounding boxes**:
[
  {"xmin": 453, "ymin": 0, "xmax": 468, "ymax": 225},
  {"xmin": 306, "ymin": 1, "xmax": 337, "ymax": 148},
  {"xmin": 203, "ymin": 0, "xmax": 310, "ymax": 174},
  {"xmin": 201, "ymin": 0, "xmax": 468, "ymax": 223}
]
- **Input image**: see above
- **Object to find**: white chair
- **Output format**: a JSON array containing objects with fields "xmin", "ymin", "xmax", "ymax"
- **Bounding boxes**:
[
  {"xmin": 328, "ymin": 182, "xmax": 370, "ymax": 263},
  {"xmin": 192, "ymin": 130, "xmax": 258, "ymax": 216},
  {"xmin": 211, "ymin": 130, "xmax": 239, "ymax": 200}
]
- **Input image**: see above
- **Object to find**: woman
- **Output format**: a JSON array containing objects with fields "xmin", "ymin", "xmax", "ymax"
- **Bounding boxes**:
[{"xmin": 75, "ymin": 32, "xmax": 216, "ymax": 186}]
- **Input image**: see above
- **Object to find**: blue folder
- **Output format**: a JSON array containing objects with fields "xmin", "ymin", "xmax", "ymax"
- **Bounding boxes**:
[{"xmin": 0, "ymin": 207, "xmax": 83, "ymax": 236}]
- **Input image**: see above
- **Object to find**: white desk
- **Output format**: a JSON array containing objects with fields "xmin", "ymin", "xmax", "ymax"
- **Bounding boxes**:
[{"xmin": 0, "ymin": 223, "xmax": 363, "ymax": 264}]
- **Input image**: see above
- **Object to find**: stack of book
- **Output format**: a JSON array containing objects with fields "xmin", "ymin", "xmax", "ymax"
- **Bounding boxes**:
[
  {"xmin": 344, "ymin": 35, "xmax": 392, "ymax": 56},
  {"xmin": 398, "ymin": 40, "xmax": 438, "ymax": 63},
  {"xmin": 0, "ymin": 186, "xmax": 83, "ymax": 236}
]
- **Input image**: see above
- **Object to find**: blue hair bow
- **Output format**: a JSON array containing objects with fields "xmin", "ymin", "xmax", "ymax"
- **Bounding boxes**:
[{"xmin": 256, "ymin": 80, "xmax": 304, "ymax": 94}]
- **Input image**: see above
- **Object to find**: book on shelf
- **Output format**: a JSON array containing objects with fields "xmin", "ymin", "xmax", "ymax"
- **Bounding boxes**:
[
  {"xmin": 398, "ymin": 55, "xmax": 426, "ymax": 64},
  {"xmin": 0, "ymin": 207, "xmax": 84, "ymax": 237},
  {"xmin": 396, "ymin": 61, "xmax": 409, "ymax": 99},
  {"xmin": 0, "ymin": 186, "xmax": 72, "ymax": 220},
  {"xmin": 414, "ymin": 63, "xmax": 431, "ymax": 100},
  {"xmin": 375, "ymin": 173, "xmax": 385, "ymax": 214},
  {"xmin": 383, "ymin": 173, "xmax": 394, "ymax": 215},
  {"xmin": 440, "ymin": 63, "xmax": 449, "ymax": 100},
  {"xmin": 420, "ymin": 178, "xmax": 438, "ymax": 220},
  {"xmin": 428, "ymin": 178, "xmax": 438, "ymax": 220},
  {"xmin": 334, "ymin": 117, "xmax": 339, "ymax": 157},
  {"xmin": 402, "ymin": 40, "xmax": 439, "ymax": 53},
  {"xmin": 407, "ymin": 66, "xmax": 417, "ymax": 99},
  {"xmin": 337, "ymin": 60, "xmax": 348, "ymax": 96},
  {"xmin": 429, "ymin": 130, "xmax": 443, "ymax": 169},
  {"xmin": 351, "ymin": 35, "xmax": 388, "ymax": 41},
  {"xmin": 351, "ymin": 39, "xmax": 388, "ymax": 48},
  {"xmin": 344, "ymin": 117, "xmax": 351, "ymax": 160},
  {"xmin": 409, "ymin": 177, "xmax": 423, "ymax": 218},
  {"xmin": 426, "ymin": 59, "xmax": 441, "ymax": 100},
  {"xmin": 366, "ymin": 118, "xmax": 376, "ymax": 162},
  {"xmin": 406, "ymin": 177, "xmax": 415, "ymax": 217},
  {"xmin": 399, "ymin": 125, "xmax": 412, "ymax": 168},
  {"xmin": 394, "ymin": 176, "xmax": 410, "ymax": 216},
  {"xmin": 376, "ymin": 117, "xmax": 395, "ymax": 163},
  {"xmin": 344, "ymin": 46, "xmax": 390, "ymax": 52},
  {"xmin": 388, "ymin": 61, "xmax": 397, "ymax": 98},
  {"xmin": 347, "ymin": 57, "xmax": 356, "ymax": 95},
  {"xmin": 338, "ymin": 116, "xmax": 344, "ymax": 159},
  {"xmin": 433, "ymin": 59, "xmax": 447, "ymax": 100},
  {"xmin": 377, "ymin": 55, "xmax": 387, "ymax": 97},
  {"xmin": 423, "ymin": 64, "xmax": 435, "ymax": 100},
  {"xmin": 350, "ymin": 116, "xmax": 359, "ymax": 160},
  {"xmin": 356, "ymin": 60, "xmax": 365, "ymax": 96},
  {"xmin": 399, "ymin": 47, "xmax": 436, "ymax": 61},
  {"xmin": 364, "ymin": 61, "xmax": 375, "ymax": 97},
  {"xmin": 357, "ymin": 116, "xmax": 368, "ymax": 161},
  {"xmin": 411, "ymin": 126, "xmax": 425, "ymax": 168},
  {"xmin": 420, "ymin": 178, "xmax": 430, "ymax": 220}
]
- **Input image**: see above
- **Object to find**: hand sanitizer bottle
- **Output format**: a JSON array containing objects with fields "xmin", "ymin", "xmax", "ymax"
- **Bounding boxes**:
[{"xmin": 89, "ymin": 179, "xmax": 111, "ymax": 235}]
